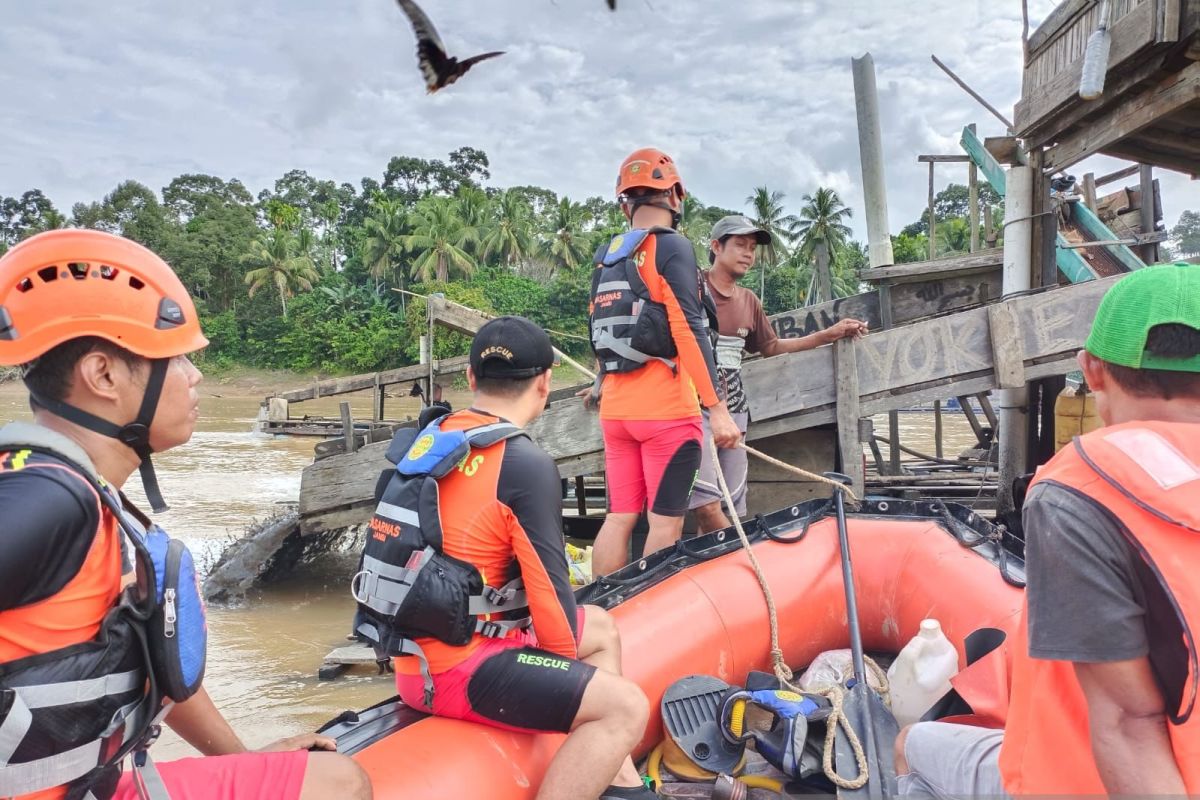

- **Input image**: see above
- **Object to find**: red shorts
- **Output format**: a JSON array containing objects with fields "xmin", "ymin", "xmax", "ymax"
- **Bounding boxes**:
[
  {"xmin": 395, "ymin": 609, "xmax": 593, "ymax": 734},
  {"xmin": 600, "ymin": 417, "xmax": 703, "ymax": 516},
  {"xmin": 113, "ymin": 751, "xmax": 309, "ymax": 800}
]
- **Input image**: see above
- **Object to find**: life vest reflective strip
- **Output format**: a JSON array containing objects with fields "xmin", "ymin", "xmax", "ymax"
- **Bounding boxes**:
[
  {"xmin": 999, "ymin": 421, "xmax": 1200, "ymax": 795},
  {"xmin": 0, "ymin": 423, "xmax": 168, "ymax": 800},
  {"xmin": 353, "ymin": 417, "xmax": 533, "ymax": 706}
]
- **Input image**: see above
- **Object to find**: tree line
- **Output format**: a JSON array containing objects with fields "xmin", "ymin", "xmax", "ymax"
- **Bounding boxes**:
[{"xmin": 6, "ymin": 147, "xmax": 1164, "ymax": 376}]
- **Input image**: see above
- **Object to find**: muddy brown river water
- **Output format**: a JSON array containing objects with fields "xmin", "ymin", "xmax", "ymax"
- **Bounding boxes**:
[{"xmin": 0, "ymin": 379, "xmax": 983, "ymax": 759}]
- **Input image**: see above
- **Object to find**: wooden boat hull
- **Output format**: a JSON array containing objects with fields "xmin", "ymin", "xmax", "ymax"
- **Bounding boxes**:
[{"xmin": 337, "ymin": 499, "xmax": 1025, "ymax": 798}]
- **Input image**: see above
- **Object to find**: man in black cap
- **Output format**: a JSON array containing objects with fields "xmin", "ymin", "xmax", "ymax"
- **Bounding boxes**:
[
  {"xmin": 386, "ymin": 316, "xmax": 656, "ymax": 800},
  {"xmin": 692, "ymin": 216, "xmax": 868, "ymax": 532}
]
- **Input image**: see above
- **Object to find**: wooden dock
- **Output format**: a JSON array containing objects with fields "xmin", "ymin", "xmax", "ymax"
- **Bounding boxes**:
[{"xmin": 298, "ymin": 275, "xmax": 1120, "ymax": 535}]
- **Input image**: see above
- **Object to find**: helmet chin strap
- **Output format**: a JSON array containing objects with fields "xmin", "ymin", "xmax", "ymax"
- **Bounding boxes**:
[
  {"xmin": 30, "ymin": 358, "xmax": 171, "ymax": 513},
  {"xmin": 623, "ymin": 191, "xmax": 682, "ymax": 229}
]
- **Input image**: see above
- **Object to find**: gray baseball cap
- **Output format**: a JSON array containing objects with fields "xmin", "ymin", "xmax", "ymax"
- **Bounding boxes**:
[{"xmin": 709, "ymin": 215, "xmax": 771, "ymax": 246}]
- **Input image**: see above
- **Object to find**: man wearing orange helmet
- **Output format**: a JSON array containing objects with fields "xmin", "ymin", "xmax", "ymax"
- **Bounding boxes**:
[
  {"xmin": 587, "ymin": 148, "xmax": 741, "ymax": 577},
  {"xmin": 0, "ymin": 230, "xmax": 370, "ymax": 800}
]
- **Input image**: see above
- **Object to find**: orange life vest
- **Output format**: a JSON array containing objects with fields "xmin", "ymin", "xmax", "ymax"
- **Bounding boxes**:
[{"xmin": 999, "ymin": 420, "xmax": 1200, "ymax": 795}]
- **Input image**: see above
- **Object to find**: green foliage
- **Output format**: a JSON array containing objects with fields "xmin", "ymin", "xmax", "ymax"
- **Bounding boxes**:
[
  {"xmin": 241, "ymin": 228, "xmax": 321, "ymax": 316},
  {"xmin": 1172, "ymin": 209, "xmax": 1200, "ymax": 257},
  {"xmin": 891, "ymin": 232, "xmax": 929, "ymax": 264},
  {"xmin": 9, "ymin": 149, "xmax": 914, "ymax": 378},
  {"xmin": 1, "ymin": 189, "xmax": 65, "ymax": 246},
  {"xmin": 902, "ymin": 182, "xmax": 1004, "ymax": 237}
]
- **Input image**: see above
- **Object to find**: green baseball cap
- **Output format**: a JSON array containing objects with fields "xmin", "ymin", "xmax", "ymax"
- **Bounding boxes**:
[{"xmin": 1085, "ymin": 262, "xmax": 1200, "ymax": 373}]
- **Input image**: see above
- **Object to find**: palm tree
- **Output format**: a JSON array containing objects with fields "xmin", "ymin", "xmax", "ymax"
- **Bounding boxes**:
[
  {"xmin": 541, "ymin": 197, "xmax": 591, "ymax": 273},
  {"xmin": 677, "ymin": 195, "xmax": 711, "ymax": 264},
  {"xmin": 793, "ymin": 187, "xmax": 853, "ymax": 259},
  {"xmin": 241, "ymin": 228, "xmax": 320, "ymax": 316},
  {"xmin": 402, "ymin": 196, "xmax": 477, "ymax": 283},
  {"xmin": 792, "ymin": 188, "xmax": 853, "ymax": 305},
  {"xmin": 361, "ymin": 197, "xmax": 409, "ymax": 288},
  {"xmin": 935, "ymin": 218, "xmax": 971, "ymax": 257},
  {"xmin": 480, "ymin": 189, "xmax": 535, "ymax": 268},
  {"xmin": 745, "ymin": 187, "xmax": 799, "ymax": 296},
  {"xmin": 453, "ymin": 187, "xmax": 489, "ymax": 260}
]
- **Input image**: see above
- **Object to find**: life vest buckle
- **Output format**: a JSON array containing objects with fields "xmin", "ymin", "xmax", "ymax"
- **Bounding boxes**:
[
  {"xmin": 483, "ymin": 585, "xmax": 512, "ymax": 607},
  {"xmin": 478, "ymin": 621, "xmax": 504, "ymax": 638}
]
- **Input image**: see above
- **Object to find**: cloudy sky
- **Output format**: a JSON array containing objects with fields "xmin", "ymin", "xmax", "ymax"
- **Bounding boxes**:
[{"xmin": 2, "ymin": 0, "xmax": 1195, "ymax": 239}]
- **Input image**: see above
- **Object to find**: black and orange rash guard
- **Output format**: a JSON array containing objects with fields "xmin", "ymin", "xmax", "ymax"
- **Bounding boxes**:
[
  {"xmin": 0, "ymin": 449, "xmax": 122, "ymax": 663},
  {"xmin": 392, "ymin": 409, "xmax": 577, "ymax": 676},
  {"xmin": 595, "ymin": 230, "xmax": 723, "ymax": 421}
]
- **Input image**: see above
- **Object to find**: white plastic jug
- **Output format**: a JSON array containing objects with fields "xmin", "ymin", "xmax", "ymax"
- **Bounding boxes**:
[{"xmin": 886, "ymin": 619, "xmax": 960, "ymax": 727}]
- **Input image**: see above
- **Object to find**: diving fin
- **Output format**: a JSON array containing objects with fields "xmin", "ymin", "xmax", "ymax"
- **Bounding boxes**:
[{"xmin": 660, "ymin": 675, "xmax": 746, "ymax": 778}]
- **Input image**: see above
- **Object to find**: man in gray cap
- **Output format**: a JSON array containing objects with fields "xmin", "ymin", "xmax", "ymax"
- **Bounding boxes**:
[{"xmin": 691, "ymin": 215, "xmax": 868, "ymax": 533}]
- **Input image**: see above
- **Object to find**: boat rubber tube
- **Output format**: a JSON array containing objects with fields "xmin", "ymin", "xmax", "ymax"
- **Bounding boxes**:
[{"xmin": 349, "ymin": 506, "xmax": 1025, "ymax": 798}]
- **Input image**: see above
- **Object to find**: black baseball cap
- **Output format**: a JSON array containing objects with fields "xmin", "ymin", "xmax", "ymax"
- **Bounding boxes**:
[{"xmin": 469, "ymin": 315, "xmax": 556, "ymax": 379}]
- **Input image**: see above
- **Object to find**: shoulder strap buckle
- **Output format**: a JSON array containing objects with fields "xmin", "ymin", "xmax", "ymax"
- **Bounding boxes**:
[{"xmin": 477, "ymin": 620, "xmax": 504, "ymax": 638}]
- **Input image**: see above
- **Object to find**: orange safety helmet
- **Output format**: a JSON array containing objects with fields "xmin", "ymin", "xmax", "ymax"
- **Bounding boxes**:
[
  {"xmin": 615, "ymin": 147, "xmax": 686, "ymax": 201},
  {"xmin": 0, "ymin": 229, "xmax": 208, "ymax": 512},
  {"xmin": 0, "ymin": 228, "xmax": 208, "ymax": 366}
]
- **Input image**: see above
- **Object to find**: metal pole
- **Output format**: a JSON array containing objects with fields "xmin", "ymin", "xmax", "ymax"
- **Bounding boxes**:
[
  {"xmin": 930, "ymin": 55, "xmax": 1016, "ymax": 133},
  {"xmin": 830, "ymin": 475, "xmax": 867, "ymax": 682},
  {"xmin": 997, "ymin": 166, "xmax": 1034, "ymax": 515},
  {"xmin": 851, "ymin": 53, "xmax": 895, "ymax": 269}
]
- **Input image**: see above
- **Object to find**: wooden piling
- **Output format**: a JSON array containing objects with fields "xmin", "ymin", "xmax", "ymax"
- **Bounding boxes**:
[
  {"xmin": 340, "ymin": 402, "xmax": 357, "ymax": 454},
  {"xmin": 834, "ymin": 338, "xmax": 865, "ymax": 497}
]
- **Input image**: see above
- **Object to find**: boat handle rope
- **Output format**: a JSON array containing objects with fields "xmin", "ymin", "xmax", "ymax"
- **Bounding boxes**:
[
  {"xmin": 932, "ymin": 500, "xmax": 1026, "ymax": 589},
  {"xmin": 707, "ymin": 436, "xmax": 875, "ymax": 790}
]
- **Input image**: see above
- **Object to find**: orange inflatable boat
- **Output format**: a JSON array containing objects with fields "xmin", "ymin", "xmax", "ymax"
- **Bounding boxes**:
[{"xmin": 324, "ymin": 497, "xmax": 1026, "ymax": 798}]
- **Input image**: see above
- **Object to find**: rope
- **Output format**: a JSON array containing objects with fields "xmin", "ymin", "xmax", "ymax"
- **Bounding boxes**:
[
  {"xmin": 738, "ymin": 442, "xmax": 861, "ymax": 506},
  {"xmin": 707, "ymin": 437, "xmax": 871, "ymax": 789},
  {"xmin": 815, "ymin": 655, "xmax": 888, "ymax": 792}
]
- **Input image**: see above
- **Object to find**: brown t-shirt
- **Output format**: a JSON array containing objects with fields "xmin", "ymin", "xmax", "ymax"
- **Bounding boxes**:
[{"xmin": 703, "ymin": 272, "xmax": 777, "ymax": 413}]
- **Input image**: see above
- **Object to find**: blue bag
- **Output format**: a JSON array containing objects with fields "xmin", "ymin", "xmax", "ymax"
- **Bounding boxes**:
[{"xmin": 142, "ymin": 524, "xmax": 207, "ymax": 702}]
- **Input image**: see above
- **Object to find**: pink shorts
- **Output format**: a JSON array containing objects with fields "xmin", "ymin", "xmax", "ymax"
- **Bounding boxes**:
[
  {"xmin": 601, "ymin": 417, "xmax": 703, "ymax": 516},
  {"xmin": 395, "ymin": 609, "xmax": 591, "ymax": 734},
  {"xmin": 114, "ymin": 751, "xmax": 309, "ymax": 800}
]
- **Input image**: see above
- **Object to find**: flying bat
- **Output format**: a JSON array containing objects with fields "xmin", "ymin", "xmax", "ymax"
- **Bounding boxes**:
[{"xmin": 394, "ymin": 0, "xmax": 504, "ymax": 93}]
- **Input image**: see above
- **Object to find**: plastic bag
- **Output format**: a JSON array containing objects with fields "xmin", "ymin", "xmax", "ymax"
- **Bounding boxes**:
[
  {"xmin": 797, "ymin": 649, "xmax": 887, "ymax": 694},
  {"xmin": 566, "ymin": 543, "xmax": 593, "ymax": 586}
]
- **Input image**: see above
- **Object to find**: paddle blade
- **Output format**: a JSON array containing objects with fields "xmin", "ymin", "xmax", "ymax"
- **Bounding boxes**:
[{"xmin": 834, "ymin": 683, "xmax": 900, "ymax": 800}]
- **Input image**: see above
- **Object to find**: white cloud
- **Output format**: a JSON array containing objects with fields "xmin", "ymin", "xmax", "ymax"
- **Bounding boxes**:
[{"xmin": 1, "ymin": 0, "xmax": 1195, "ymax": 237}]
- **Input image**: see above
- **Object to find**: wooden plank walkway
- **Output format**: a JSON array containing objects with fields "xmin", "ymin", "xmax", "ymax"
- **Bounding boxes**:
[{"xmin": 298, "ymin": 276, "xmax": 1120, "ymax": 534}]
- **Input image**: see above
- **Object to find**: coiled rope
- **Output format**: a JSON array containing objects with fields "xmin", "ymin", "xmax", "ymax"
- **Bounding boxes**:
[{"xmin": 706, "ymin": 437, "xmax": 876, "ymax": 789}]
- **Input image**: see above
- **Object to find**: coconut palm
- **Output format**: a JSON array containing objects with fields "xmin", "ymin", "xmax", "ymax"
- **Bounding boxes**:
[
  {"xmin": 677, "ymin": 195, "xmax": 712, "ymax": 264},
  {"xmin": 935, "ymin": 218, "xmax": 971, "ymax": 256},
  {"xmin": 541, "ymin": 197, "xmax": 591, "ymax": 273},
  {"xmin": 453, "ymin": 186, "xmax": 489, "ymax": 260},
  {"xmin": 402, "ymin": 196, "xmax": 477, "ymax": 283},
  {"xmin": 361, "ymin": 196, "xmax": 410, "ymax": 298},
  {"xmin": 792, "ymin": 188, "xmax": 854, "ymax": 304},
  {"xmin": 745, "ymin": 187, "xmax": 799, "ymax": 296},
  {"xmin": 792, "ymin": 187, "xmax": 853, "ymax": 259},
  {"xmin": 480, "ymin": 189, "xmax": 535, "ymax": 268},
  {"xmin": 241, "ymin": 228, "xmax": 320, "ymax": 316}
]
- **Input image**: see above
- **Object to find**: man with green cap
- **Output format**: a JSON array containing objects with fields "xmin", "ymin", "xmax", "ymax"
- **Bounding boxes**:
[{"xmin": 894, "ymin": 263, "xmax": 1200, "ymax": 797}]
